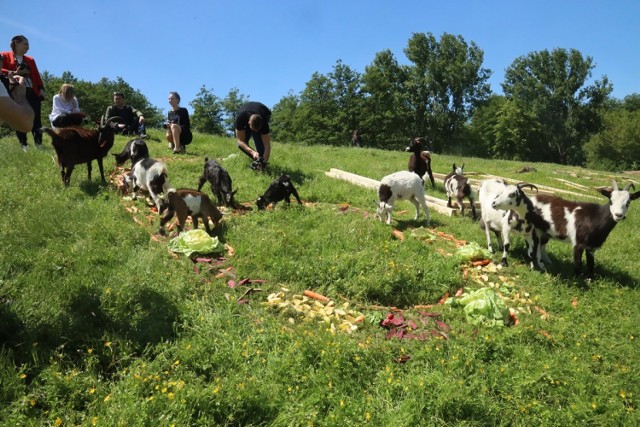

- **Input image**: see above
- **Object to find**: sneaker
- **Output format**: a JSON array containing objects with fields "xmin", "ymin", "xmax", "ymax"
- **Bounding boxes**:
[
  {"xmin": 21, "ymin": 145, "xmax": 28, "ymax": 152},
  {"xmin": 35, "ymin": 144, "xmax": 44, "ymax": 150}
]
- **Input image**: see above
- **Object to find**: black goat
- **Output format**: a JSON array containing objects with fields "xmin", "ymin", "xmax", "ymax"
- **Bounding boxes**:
[
  {"xmin": 42, "ymin": 117, "xmax": 121, "ymax": 186},
  {"xmin": 405, "ymin": 137, "xmax": 435, "ymax": 188},
  {"xmin": 256, "ymin": 175, "xmax": 302, "ymax": 210},
  {"xmin": 197, "ymin": 157, "xmax": 237, "ymax": 208},
  {"xmin": 113, "ymin": 136, "xmax": 149, "ymax": 166}
]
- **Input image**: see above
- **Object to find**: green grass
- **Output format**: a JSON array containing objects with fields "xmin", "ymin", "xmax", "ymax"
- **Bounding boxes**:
[{"xmin": 0, "ymin": 130, "xmax": 639, "ymax": 426}]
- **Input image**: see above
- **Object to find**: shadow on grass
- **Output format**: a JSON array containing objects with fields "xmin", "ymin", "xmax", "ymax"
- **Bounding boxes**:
[{"xmin": 0, "ymin": 284, "xmax": 180, "ymax": 374}]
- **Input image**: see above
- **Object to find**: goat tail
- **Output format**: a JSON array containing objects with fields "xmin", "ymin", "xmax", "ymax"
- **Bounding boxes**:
[{"xmin": 40, "ymin": 127, "xmax": 56, "ymax": 138}]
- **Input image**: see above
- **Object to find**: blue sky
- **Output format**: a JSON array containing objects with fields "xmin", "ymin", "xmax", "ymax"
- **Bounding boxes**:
[{"xmin": 2, "ymin": 0, "xmax": 638, "ymax": 115}]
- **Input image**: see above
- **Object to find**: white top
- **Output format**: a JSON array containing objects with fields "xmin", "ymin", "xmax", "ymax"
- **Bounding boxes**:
[{"xmin": 49, "ymin": 94, "xmax": 80, "ymax": 126}]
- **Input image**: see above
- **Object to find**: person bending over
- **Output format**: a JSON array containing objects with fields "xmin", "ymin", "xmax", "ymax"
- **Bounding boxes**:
[{"xmin": 235, "ymin": 101, "xmax": 271, "ymax": 170}]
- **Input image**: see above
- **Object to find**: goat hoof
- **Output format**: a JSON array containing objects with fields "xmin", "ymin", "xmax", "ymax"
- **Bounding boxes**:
[{"xmin": 501, "ymin": 259, "xmax": 508, "ymax": 267}]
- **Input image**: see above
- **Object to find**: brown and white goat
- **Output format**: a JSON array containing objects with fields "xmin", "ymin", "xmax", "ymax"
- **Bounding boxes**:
[
  {"xmin": 444, "ymin": 163, "xmax": 477, "ymax": 219},
  {"xmin": 405, "ymin": 137, "xmax": 435, "ymax": 188},
  {"xmin": 42, "ymin": 117, "xmax": 121, "ymax": 186},
  {"xmin": 492, "ymin": 180, "xmax": 640, "ymax": 278},
  {"xmin": 158, "ymin": 189, "xmax": 223, "ymax": 236}
]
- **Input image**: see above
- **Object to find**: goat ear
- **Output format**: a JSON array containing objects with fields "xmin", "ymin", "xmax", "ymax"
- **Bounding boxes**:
[
  {"xmin": 630, "ymin": 191, "xmax": 640, "ymax": 201},
  {"xmin": 597, "ymin": 188, "xmax": 613, "ymax": 198}
]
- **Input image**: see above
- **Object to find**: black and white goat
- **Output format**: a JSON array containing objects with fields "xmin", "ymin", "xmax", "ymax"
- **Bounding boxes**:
[
  {"xmin": 376, "ymin": 170, "xmax": 430, "ymax": 225},
  {"xmin": 158, "ymin": 189, "xmax": 223, "ymax": 236},
  {"xmin": 113, "ymin": 136, "xmax": 149, "ymax": 166},
  {"xmin": 479, "ymin": 179, "xmax": 550, "ymax": 267},
  {"xmin": 444, "ymin": 163, "xmax": 477, "ymax": 219},
  {"xmin": 127, "ymin": 158, "xmax": 172, "ymax": 212},
  {"xmin": 491, "ymin": 180, "xmax": 640, "ymax": 278},
  {"xmin": 256, "ymin": 175, "xmax": 302, "ymax": 210},
  {"xmin": 197, "ymin": 157, "xmax": 237, "ymax": 208},
  {"xmin": 405, "ymin": 137, "xmax": 435, "ymax": 188}
]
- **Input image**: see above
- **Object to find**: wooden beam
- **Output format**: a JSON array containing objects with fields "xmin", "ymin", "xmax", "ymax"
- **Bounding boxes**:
[{"xmin": 324, "ymin": 168, "xmax": 462, "ymax": 216}]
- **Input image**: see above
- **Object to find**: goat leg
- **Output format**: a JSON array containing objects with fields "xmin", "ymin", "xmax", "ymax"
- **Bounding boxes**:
[
  {"xmin": 573, "ymin": 247, "xmax": 584, "ymax": 277},
  {"xmin": 291, "ymin": 187, "xmax": 303, "ymax": 205},
  {"xmin": 97, "ymin": 158, "xmax": 106, "ymax": 183},
  {"xmin": 585, "ymin": 249, "xmax": 595, "ymax": 279}
]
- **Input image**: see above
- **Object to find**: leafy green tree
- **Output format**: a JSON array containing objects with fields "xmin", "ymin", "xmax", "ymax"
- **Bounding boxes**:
[
  {"xmin": 189, "ymin": 85, "xmax": 225, "ymax": 135},
  {"xmin": 493, "ymin": 99, "xmax": 543, "ymax": 161},
  {"xmin": 404, "ymin": 32, "xmax": 491, "ymax": 152},
  {"xmin": 584, "ymin": 109, "xmax": 640, "ymax": 171},
  {"xmin": 502, "ymin": 48, "xmax": 612, "ymax": 165},
  {"xmin": 221, "ymin": 88, "xmax": 249, "ymax": 136},
  {"xmin": 465, "ymin": 95, "xmax": 506, "ymax": 158},
  {"xmin": 271, "ymin": 91, "xmax": 300, "ymax": 143},
  {"xmin": 360, "ymin": 50, "xmax": 411, "ymax": 148},
  {"xmin": 328, "ymin": 60, "xmax": 364, "ymax": 145}
]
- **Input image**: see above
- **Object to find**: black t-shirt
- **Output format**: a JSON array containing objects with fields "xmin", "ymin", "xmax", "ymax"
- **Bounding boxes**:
[{"xmin": 235, "ymin": 102, "xmax": 271, "ymax": 134}]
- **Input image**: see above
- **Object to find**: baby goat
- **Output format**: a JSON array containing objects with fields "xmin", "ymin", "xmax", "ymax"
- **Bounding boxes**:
[
  {"xmin": 492, "ymin": 180, "xmax": 640, "ymax": 278},
  {"xmin": 405, "ymin": 137, "xmax": 435, "ymax": 188},
  {"xmin": 113, "ymin": 136, "xmax": 149, "ymax": 167},
  {"xmin": 127, "ymin": 158, "xmax": 172, "ymax": 212},
  {"xmin": 478, "ymin": 178, "xmax": 549, "ymax": 267},
  {"xmin": 444, "ymin": 163, "xmax": 477, "ymax": 219},
  {"xmin": 376, "ymin": 170, "xmax": 430, "ymax": 225},
  {"xmin": 197, "ymin": 157, "xmax": 237, "ymax": 208},
  {"xmin": 256, "ymin": 175, "xmax": 302, "ymax": 210},
  {"xmin": 158, "ymin": 189, "xmax": 222, "ymax": 236}
]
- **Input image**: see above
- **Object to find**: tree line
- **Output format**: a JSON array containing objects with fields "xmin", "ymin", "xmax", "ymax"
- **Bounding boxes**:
[{"xmin": 2, "ymin": 32, "xmax": 638, "ymax": 171}]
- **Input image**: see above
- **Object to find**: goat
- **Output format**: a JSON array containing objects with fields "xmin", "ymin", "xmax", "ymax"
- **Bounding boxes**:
[
  {"xmin": 158, "ymin": 189, "xmax": 223, "ymax": 236},
  {"xmin": 256, "ymin": 175, "xmax": 302, "ymax": 210},
  {"xmin": 113, "ymin": 136, "xmax": 149, "ymax": 166},
  {"xmin": 405, "ymin": 137, "xmax": 435, "ymax": 188},
  {"xmin": 478, "ymin": 178, "xmax": 550, "ymax": 267},
  {"xmin": 444, "ymin": 163, "xmax": 477, "ymax": 219},
  {"xmin": 42, "ymin": 117, "xmax": 121, "ymax": 186},
  {"xmin": 127, "ymin": 158, "xmax": 172, "ymax": 212},
  {"xmin": 197, "ymin": 157, "xmax": 237, "ymax": 208},
  {"xmin": 376, "ymin": 170, "xmax": 430, "ymax": 225},
  {"xmin": 492, "ymin": 180, "xmax": 640, "ymax": 278}
]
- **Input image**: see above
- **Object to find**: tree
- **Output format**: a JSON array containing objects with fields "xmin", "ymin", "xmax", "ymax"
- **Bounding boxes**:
[
  {"xmin": 360, "ymin": 50, "xmax": 411, "ymax": 148},
  {"xmin": 502, "ymin": 48, "xmax": 612, "ymax": 165},
  {"xmin": 189, "ymin": 85, "xmax": 225, "ymax": 135},
  {"xmin": 220, "ymin": 88, "xmax": 249, "ymax": 136},
  {"xmin": 271, "ymin": 91, "xmax": 300, "ymax": 143},
  {"xmin": 584, "ymin": 109, "xmax": 640, "ymax": 171},
  {"xmin": 404, "ymin": 32, "xmax": 491, "ymax": 152}
]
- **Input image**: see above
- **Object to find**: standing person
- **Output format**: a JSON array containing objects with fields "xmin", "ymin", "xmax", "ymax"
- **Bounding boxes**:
[
  {"xmin": 104, "ymin": 92, "xmax": 146, "ymax": 136},
  {"xmin": 351, "ymin": 129, "xmax": 362, "ymax": 147},
  {"xmin": 1, "ymin": 35, "xmax": 45, "ymax": 151},
  {"xmin": 235, "ymin": 101, "xmax": 271, "ymax": 170},
  {"xmin": 165, "ymin": 91, "xmax": 192, "ymax": 154},
  {"xmin": 49, "ymin": 83, "xmax": 86, "ymax": 128},
  {"xmin": 0, "ymin": 70, "xmax": 34, "ymax": 132}
]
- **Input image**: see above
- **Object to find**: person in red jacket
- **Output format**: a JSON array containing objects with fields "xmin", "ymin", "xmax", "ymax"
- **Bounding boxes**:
[{"xmin": 1, "ymin": 35, "xmax": 45, "ymax": 151}]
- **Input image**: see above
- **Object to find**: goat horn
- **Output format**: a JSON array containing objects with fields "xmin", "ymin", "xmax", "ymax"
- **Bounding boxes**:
[
  {"xmin": 517, "ymin": 182, "xmax": 538, "ymax": 193},
  {"xmin": 104, "ymin": 116, "xmax": 123, "ymax": 126},
  {"xmin": 624, "ymin": 182, "xmax": 635, "ymax": 192},
  {"xmin": 612, "ymin": 180, "xmax": 619, "ymax": 191}
]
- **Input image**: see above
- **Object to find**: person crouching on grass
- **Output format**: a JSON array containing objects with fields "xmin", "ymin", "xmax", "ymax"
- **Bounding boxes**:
[
  {"xmin": 165, "ymin": 91, "xmax": 192, "ymax": 154},
  {"xmin": 235, "ymin": 101, "xmax": 272, "ymax": 170}
]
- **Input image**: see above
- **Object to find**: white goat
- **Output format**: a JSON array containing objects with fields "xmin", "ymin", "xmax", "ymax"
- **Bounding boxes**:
[
  {"xmin": 491, "ymin": 180, "xmax": 640, "ymax": 278},
  {"xmin": 478, "ymin": 179, "xmax": 550, "ymax": 267},
  {"xmin": 376, "ymin": 171, "xmax": 430, "ymax": 225},
  {"xmin": 127, "ymin": 158, "xmax": 172, "ymax": 212}
]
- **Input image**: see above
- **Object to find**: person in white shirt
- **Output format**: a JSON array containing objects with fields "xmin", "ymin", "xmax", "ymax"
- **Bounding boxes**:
[{"xmin": 49, "ymin": 83, "xmax": 85, "ymax": 127}]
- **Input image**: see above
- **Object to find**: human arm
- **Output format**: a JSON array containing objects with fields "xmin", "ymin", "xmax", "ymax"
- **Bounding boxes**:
[{"xmin": 0, "ymin": 76, "xmax": 34, "ymax": 132}]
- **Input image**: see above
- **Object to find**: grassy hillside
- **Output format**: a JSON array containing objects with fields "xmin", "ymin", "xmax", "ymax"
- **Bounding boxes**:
[{"xmin": 1, "ymin": 130, "xmax": 639, "ymax": 426}]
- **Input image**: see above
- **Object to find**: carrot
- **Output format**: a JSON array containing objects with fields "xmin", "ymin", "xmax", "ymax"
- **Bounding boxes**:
[
  {"xmin": 303, "ymin": 290, "xmax": 330, "ymax": 302},
  {"xmin": 471, "ymin": 259, "xmax": 491, "ymax": 267},
  {"xmin": 391, "ymin": 229, "xmax": 405, "ymax": 240}
]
